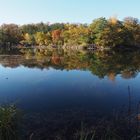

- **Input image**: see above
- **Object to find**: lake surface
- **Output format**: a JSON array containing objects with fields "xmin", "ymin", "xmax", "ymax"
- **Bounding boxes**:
[{"xmin": 0, "ymin": 50, "xmax": 140, "ymax": 139}]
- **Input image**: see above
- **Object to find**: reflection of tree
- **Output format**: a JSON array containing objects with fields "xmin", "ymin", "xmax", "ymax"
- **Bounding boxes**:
[
  {"xmin": 121, "ymin": 69, "xmax": 137, "ymax": 79},
  {"xmin": 108, "ymin": 72, "xmax": 116, "ymax": 81},
  {"xmin": 0, "ymin": 49, "xmax": 140, "ymax": 80},
  {"xmin": 0, "ymin": 55, "xmax": 23, "ymax": 68}
]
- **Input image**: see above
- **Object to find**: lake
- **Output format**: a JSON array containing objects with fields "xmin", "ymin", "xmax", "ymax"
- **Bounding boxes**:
[{"xmin": 0, "ymin": 50, "xmax": 140, "ymax": 139}]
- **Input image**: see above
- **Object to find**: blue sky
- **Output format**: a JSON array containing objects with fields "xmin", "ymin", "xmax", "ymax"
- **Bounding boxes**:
[{"xmin": 0, "ymin": 0, "xmax": 139, "ymax": 24}]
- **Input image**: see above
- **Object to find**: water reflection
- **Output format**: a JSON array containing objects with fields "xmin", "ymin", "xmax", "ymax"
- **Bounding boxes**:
[
  {"xmin": 0, "ymin": 49, "xmax": 140, "ymax": 139},
  {"xmin": 0, "ymin": 49, "xmax": 140, "ymax": 80}
]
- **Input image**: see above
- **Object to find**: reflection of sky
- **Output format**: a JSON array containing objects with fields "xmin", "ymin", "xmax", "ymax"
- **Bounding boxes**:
[
  {"xmin": 0, "ymin": 64, "xmax": 140, "ymax": 113},
  {"xmin": 0, "ymin": 0, "xmax": 139, "ymax": 24}
]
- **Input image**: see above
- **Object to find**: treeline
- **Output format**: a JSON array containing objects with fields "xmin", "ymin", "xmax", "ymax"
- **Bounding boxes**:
[{"xmin": 0, "ymin": 17, "xmax": 140, "ymax": 49}]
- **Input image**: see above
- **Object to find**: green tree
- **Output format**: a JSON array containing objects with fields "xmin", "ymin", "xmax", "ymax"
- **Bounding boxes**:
[
  {"xmin": 89, "ymin": 17, "xmax": 108, "ymax": 44},
  {"xmin": 0, "ymin": 24, "xmax": 22, "ymax": 47},
  {"xmin": 123, "ymin": 17, "xmax": 140, "ymax": 46},
  {"xmin": 93, "ymin": 17, "xmax": 126, "ymax": 48}
]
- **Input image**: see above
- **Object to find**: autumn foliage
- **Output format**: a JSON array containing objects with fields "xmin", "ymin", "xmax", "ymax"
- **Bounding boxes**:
[{"xmin": 0, "ymin": 17, "xmax": 140, "ymax": 49}]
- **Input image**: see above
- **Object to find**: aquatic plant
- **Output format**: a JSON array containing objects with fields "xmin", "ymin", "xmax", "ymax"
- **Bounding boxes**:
[
  {"xmin": 76, "ymin": 122, "xmax": 122, "ymax": 140},
  {"xmin": 0, "ymin": 105, "xmax": 19, "ymax": 140}
]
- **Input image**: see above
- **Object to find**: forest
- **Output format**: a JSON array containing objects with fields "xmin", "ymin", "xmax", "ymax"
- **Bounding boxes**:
[{"xmin": 0, "ymin": 17, "xmax": 140, "ymax": 50}]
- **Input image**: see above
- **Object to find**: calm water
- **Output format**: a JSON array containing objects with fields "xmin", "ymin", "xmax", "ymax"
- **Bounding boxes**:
[{"xmin": 0, "ymin": 50, "xmax": 140, "ymax": 139}]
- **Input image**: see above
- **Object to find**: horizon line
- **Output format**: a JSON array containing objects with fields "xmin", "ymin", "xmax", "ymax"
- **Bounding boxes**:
[{"xmin": 0, "ymin": 16, "xmax": 139, "ymax": 26}]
